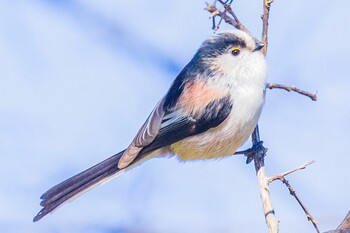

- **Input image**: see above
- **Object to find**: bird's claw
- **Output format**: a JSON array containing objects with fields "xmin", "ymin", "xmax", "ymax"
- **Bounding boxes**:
[{"xmin": 234, "ymin": 141, "xmax": 267, "ymax": 164}]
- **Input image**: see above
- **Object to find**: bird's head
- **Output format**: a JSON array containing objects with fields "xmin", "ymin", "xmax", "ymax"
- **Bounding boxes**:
[{"xmin": 195, "ymin": 29, "xmax": 267, "ymax": 85}]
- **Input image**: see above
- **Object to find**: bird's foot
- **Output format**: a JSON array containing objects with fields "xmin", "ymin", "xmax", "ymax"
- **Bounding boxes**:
[{"xmin": 234, "ymin": 141, "xmax": 267, "ymax": 164}]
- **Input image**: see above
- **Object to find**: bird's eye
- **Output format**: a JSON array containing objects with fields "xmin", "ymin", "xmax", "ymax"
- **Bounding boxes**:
[{"xmin": 231, "ymin": 48, "xmax": 240, "ymax": 56}]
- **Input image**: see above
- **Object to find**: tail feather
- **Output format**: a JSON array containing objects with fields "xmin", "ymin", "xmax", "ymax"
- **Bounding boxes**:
[{"xmin": 33, "ymin": 150, "xmax": 125, "ymax": 222}]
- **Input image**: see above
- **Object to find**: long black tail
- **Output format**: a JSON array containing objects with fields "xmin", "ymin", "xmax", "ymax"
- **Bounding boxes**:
[{"xmin": 33, "ymin": 150, "xmax": 126, "ymax": 222}]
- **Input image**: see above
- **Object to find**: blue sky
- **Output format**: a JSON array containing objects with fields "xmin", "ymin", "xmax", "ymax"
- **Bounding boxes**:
[{"xmin": 0, "ymin": 0, "xmax": 349, "ymax": 232}]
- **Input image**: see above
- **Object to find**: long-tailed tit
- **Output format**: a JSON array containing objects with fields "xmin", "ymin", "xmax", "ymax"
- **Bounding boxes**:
[{"xmin": 34, "ymin": 29, "xmax": 266, "ymax": 222}]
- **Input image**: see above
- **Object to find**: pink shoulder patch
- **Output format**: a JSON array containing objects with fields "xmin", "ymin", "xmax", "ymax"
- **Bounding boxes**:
[{"xmin": 178, "ymin": 79, "xmax": 228, "ymax": 114}]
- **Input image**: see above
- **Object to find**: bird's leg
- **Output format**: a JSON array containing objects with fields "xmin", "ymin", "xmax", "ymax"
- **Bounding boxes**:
[{"xmin": 234, "ymin": 141, "xmax": 267, "ymax": 164}]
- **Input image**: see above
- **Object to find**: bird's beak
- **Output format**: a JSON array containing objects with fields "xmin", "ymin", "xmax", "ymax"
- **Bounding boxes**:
[{"xmin": 253, "ymin": 43, "xmax": 265, "ymax": 52}]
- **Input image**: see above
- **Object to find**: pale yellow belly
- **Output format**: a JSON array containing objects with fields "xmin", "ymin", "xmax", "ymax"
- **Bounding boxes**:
[{"xmin": 170, "ymin": 113, "xmax": 257, "ymax": 160}]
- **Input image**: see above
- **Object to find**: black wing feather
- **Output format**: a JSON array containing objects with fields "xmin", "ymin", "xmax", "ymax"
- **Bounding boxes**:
[{"xmin": 141, "ymin": 95, "xmax": 232, "ymax": 155}]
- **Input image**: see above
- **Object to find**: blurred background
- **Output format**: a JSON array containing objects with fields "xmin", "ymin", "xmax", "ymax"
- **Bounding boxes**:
[{"xmin": 0, "ymin": 0, "xmax": 349, "ymax": 232}]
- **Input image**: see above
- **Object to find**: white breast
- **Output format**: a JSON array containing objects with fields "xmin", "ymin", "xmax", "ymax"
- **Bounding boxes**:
[{"xmin": 171, "ymin": 50, "xmax": 267, "ymax": 160}]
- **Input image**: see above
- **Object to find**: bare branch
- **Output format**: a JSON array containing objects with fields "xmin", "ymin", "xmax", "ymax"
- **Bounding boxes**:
[
  {"xmin": 224, "ymin": 4, "xmax": 259, "ymax": 43},
  {"xmin": 205, "ymin": 3, "xmax": 236, "ymax": 27},
  {"xmin": 249, "ymin": 0, "xmax": 279, "ymax": 232},
  {"xmin": 276, "ymin": 177, "xmax": 320, "ymax": 233},
  {"xmin": 324, "ymin": 229, "xmax": 350, "ymax": 233},
  {"xmin": 338, "ymin": 212, "xmax": 350, "ymax": 229},
  {"xmin": 205, "ymin": 3, "xmax": 259, "ymax": 43},
  {"xmin": 325, "ymin": 211, "xmax": 350, "ymax": 233},
  {"xmin": 252, "ymin": 128, "xmax": 279, "ymax": 233},
  {"xmin": 268, "ymin": 161, "xmax": 315, "ymax": 183},
  {"xmin": 261, "ymin": 0, "xmax": 273, "ymax": 54},
  {"xmin": 266, "ymin": 161, "xmax": 320, "ymax": 232},
  {"xmin": 267, "ymin": 83, "xmax": 318, "ymax": 101}
]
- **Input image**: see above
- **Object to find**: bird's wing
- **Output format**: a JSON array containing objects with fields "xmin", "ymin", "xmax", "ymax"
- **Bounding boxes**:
[
  {"xmin": 117, "ymin": 99, "xmax": 166, "ymax": 168},
  {"xmin": 118, "ymin": 76, "xmax": 232, "ymax": 169},
  {"xmin": 140, "ymin": 94, "xmax": 232, "ymax": 155}
]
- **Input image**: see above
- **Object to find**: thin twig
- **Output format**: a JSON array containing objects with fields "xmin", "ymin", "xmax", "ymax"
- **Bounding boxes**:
[
  {"xmin": 205, "ymin": 3, "xmax": 259, "ymax": 43},
  {"xmin": 206, "ymin": 3, "xmax": 236, "ymax": 27},
  {"xmin": 224, "ymin": 4, "xmax": 259, "ymax": 43},
  {"xmin": 267, "ymin": 83, "xmax": 318, "ymax": 101},
  {"xmin": 267, "ymin": 161, "xmax": 320, "ymax": 232},
  {"xmin": 268, "ymin": 161, "xmax": 315, "ymax": 183},
  {"xmin": 277, "ymin": 177, "xmax": 320, "ymax": 233},
  {"xmin": 324, "ymin": 211, "xmax": 350, "ymax": 233},
  {"xmin": 337, "ymin": 212, "xmax": 350, "ymax": 229},
  {"xmin": 261, "ymin": 0, "xmax": 273, "ymax": 54}
]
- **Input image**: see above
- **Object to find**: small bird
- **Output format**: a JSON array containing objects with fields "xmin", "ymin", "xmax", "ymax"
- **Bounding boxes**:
[{"xmin": 33, "ymin": 29, "xmax": 267, "ymax": 222}]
